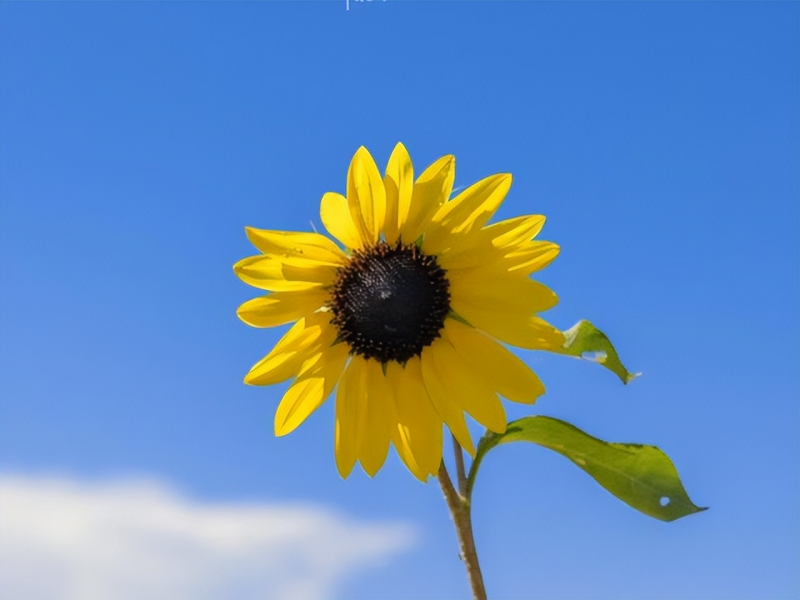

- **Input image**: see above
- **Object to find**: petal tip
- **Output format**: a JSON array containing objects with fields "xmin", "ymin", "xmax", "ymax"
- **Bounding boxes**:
[
  {"xmin": 336, "ymin": 459, "xmax": 356, "ymax": 479},
  {"xmin": 353, "ymin": 146, "xmax": 372, "ymax": 162},
  {"xmin": 362, "ymin": 463, "xmax": 380, "ymax": 478}
]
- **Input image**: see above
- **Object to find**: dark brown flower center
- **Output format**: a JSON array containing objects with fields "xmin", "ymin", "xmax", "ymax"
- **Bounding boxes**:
[{"xmin": 329, "ymin": 241, "xmax": 450, "ymax": 364}]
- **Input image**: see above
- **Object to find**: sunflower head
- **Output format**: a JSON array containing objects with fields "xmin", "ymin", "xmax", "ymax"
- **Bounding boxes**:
[
  {"xmin": 234, "ymin": 144, "xmax": 564, "ymax": 480},
  {"xmin": 329, "ymin": 241, "xmax": 450, "ymax": 364}
]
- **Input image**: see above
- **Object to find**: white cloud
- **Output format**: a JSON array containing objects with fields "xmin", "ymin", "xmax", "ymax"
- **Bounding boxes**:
[{"xmin": 0, "ymin": 474, "xmax": 417, "ymax": 600}]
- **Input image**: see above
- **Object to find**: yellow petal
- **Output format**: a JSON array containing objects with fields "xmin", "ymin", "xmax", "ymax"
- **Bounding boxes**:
[
  {"xmin": 383, "ymin": 143, "xmax": 414, "ymax": 244},
  {"xmin": 274, "ymin": 342, "xmax": 349, "ymax": 436},
  {"xmin": 452, "ymin": 305, "xmax": 565, "ymax": 351},
  {"xmin": 247, "ymin": 349, "xmax": 315, "ymax": 387},
  {"xmin": 245, "ymin": 228, "xmax": 346, "ymax": 264},
  {"xmin": 425, "ymin": 173, "xmax": 512, "ymax": 254},
  {"xmin": 390, "ymin": 430, "xmax": 427, "ymax": 482},
  {"xmin": 236, "ymin": 289, "xmax": 329, "ymax": 328},
  {"xmin": 437, "ymin": 238, "xmax": 504, "ymax": 271},
  {"xmin": 433, "ymin": 334, "xmax": 507, "ymax": 434},
  {"xmin": 445, "ymin": 318, "xmax": 545, "ymax": 404},
  {"xmin": 387, "ymin": 358, "xmax": 443, "ymax": 478},
  {"xmin": 359, "ymin": 359, "xmax": 393, "ymax": 477},
  {"xmin": 320, "ymin": 192, "xmax": 363, "ymax": 250},
  {"xmin": 420, "ymin": 343, "xmax": 475, "ymax": 456},
  {"xmin": 450, "ymin": 270, "xmax": 559, "ymax": 314},
  {"xmin": 436, "ymin": 214, "xmax": 549, "ymax": 271},
  {"xmin": 400, "ymin": 154, "xmax": 455, "ymax": 244},
  {"xmin": 506, "ymin": 241, "xmax": 561, "ymax": 273},
  {"xmin": 335, "ymin": 357, "xmax": 368, "ymax": 478},
  {"xmin": 233, "ymin": 255, "xmax": 338, "ymax": 292},
  {"xmin": 347, "ymin": 147, "xmax": 386, "ymax": 246},
  {"xmin": 244, "ymin": 314, "xmax": 336, "ymax": 386},
  {"xmin": 486, "ymin": 215, "xmax": 546, "ymax": 248}
]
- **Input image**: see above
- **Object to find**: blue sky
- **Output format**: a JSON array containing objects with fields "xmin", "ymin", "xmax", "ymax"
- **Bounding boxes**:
[{"xmin": 1, "ymin": 2, "xmax": 797, "ymax": 599}]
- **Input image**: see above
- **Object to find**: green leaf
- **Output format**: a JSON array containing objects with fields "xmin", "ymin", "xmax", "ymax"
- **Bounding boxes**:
[
  {"xmin": 556, "ymin": 320, "xmax": 640, "ymax": 384},
  {"xmin": 468, "ymin": 416, "xmax": 706, "ymax": 522}
]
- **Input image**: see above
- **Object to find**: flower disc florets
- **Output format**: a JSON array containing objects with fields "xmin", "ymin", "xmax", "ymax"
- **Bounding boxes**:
[{"xmin": 329, "ymin": 241, "xmax": 450, "ymax": 364}]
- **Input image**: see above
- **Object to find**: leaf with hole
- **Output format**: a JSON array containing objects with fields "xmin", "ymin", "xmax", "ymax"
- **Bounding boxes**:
[
  {"xmin": 469, "ymin": 416, "xmax": 706, "ymax": 522},
  {"xmin": 555, "ymin": 320, "xmax": 640, "ymax": 384}
]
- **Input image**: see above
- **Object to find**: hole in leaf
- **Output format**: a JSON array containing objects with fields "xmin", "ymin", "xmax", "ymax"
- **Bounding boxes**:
[
  {"xmin": 581, "ymin": 350, "xmax": 607, "ymax": 363},
  {"xmin": 660, "ymin": 496, "xmax": 671, "ymax": 507}
]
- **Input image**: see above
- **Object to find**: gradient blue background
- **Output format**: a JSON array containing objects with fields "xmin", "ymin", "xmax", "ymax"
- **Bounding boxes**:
[{"xmin": 1, "ymin": 2, "xmax": 798, "ymax": 598}]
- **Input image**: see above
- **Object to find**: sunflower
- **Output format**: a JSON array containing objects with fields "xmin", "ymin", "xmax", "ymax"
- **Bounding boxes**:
[{"xmin": 234, "ymin": 144, "xmax": 564, "ymax": 480}]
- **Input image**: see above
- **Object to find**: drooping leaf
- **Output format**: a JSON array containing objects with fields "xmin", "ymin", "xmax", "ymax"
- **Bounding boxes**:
[
  {"xmin": 468, "ymin": 416, "xmax": 706, "ymax": 522},
  {"xmin": 556, "ymin": 320, "xmax": 640, "ymax": 384}
]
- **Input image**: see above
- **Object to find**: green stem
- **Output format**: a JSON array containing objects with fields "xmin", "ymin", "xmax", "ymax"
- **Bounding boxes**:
[
  {"xmin": 437, "ymin": 443, "xmax": 487, "ymax": 600},
  {"xmin": 453, "ymin": 434, "xmax": 468, "ymax": 497}
]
